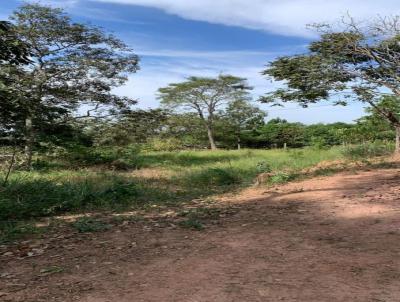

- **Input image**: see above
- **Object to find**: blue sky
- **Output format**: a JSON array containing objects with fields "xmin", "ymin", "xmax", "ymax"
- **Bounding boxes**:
[{"xmin": 2, "ymin": 0, "xmax": 400, "ymax": 123}]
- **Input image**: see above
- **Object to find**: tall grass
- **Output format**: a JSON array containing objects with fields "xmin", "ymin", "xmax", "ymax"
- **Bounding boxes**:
[
  {"xmin": 342, "ymin": 141, "xmax": 394, "ymax": 160},
  {"xmin": 141, "ymin": 147, "xmax": 344, "ymax": 187},
  {"xmin": 0, "ymin": 172, "xmax": 139, "ymax": 220},
  {"xmin": 1, "ymin": 147, "xmax": 345, "ymax": 226}
]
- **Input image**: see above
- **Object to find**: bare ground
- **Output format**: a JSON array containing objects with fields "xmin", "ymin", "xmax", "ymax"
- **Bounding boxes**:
[{"xmin": 1, "ymin": 168, "xmax": 400, "ymax": 302}]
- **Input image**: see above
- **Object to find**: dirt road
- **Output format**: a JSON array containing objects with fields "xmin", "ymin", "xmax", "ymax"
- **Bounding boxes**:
[{"xmin": 2, "ymin": 168, "xmax": 400, "ymax": 301}]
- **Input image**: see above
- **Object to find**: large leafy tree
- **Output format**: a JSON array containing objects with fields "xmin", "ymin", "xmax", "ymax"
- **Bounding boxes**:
[
  {"xmin": 0, "ymin": 21, "xmax": 32, "ymax": 142},
  {"xmin": 224, "ymin": 100, "xmax": 266, "ymax": 149},
  {"xmin": 262, "ymin": 16, "xmax": 400, "ymax": 152},
  {"xmin": 3, "ymin": 3, "xmax": 139, "ymax": 167},
  {"xmin": 158, "ymin": 75, "xmax": 252, "ymax": 150}
]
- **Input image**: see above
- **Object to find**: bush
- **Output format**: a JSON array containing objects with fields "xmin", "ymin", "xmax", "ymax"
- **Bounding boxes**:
[
  {"xmin": 342, "ymin": 142, "xmax": 394, "ymax": 160},
  {"xmin": 143, "ymin": 137, "xmax": 184, "ymax": 152},
  {"xmin": 310, "ymin": 137, "xmax": 329, "ymax": 150},
  {"xmin": 64, "ymin": 144, "xmax": 141, "ymax": 169}
]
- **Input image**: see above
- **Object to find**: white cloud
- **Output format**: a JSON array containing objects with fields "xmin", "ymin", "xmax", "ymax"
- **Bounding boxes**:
[{"xmin": 94, "ymin": 0, "xmax": 400, "ymax": 37}]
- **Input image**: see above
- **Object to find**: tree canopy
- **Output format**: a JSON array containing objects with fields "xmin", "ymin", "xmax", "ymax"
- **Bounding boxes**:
[
  {"xmin": 262, "ymin": 17, "xmax": 400, "ymax": 151},
  {"xmin": 158, "ymin": 75, "xmax": 253, "ymax": 150},
  {"xmin": 1, "ymin": 3, "xmax": 139, "ymax": 167}
]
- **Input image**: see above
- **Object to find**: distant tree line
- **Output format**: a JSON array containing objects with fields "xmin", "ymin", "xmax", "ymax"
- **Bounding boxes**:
[{"xmin": 26, "ymin": 103, "xmax": 392, "ymax": 152}]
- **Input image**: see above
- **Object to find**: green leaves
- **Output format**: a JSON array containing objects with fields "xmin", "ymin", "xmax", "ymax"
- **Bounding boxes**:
[
  {"xmin": 0, "ymin": 21, "xmax": 31, "ymax": 65},
  {"xmin": 261, "ymin": 17, "xmax": 400, "ymax": 121}
]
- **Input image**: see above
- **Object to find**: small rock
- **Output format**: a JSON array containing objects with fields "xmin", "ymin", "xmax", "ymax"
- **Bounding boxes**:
[{"xmin": 2, "ymin": 252, "xmax": 13, "ymax": 257}]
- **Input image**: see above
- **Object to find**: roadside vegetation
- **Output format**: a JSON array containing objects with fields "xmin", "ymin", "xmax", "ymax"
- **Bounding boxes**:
[
  {"xmin": 1, "ymin": 3, "xmax": 400, "ymax": 244},
  {"xmin": 0, "ymin": 143, "xmax": 395, "ymax": 243}
]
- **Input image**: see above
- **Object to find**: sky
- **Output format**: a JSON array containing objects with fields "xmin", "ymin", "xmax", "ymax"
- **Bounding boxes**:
[{"xmin": 2, "ymin": 0, "xmax": 400, "ymax": 124}]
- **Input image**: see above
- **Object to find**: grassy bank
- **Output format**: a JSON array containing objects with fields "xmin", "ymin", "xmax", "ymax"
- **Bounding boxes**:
[
  {"xmin": 1, "ymin": 147, "xmax": 344, "ymax": 222},
  {"xmin": 1, "ymin": 143, "xmax": 395, "ymax": 242}
]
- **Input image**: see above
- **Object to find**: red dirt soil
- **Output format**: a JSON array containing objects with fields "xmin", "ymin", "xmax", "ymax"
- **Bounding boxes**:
[{"xmin": 1, "ymin": 168, "xmax": 400, "ymax": 302}]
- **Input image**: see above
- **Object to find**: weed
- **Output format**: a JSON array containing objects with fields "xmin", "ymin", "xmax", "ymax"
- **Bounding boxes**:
[
  {"xmin": 269, "ymin": 171, "xmax": 296, "ymax": 184},
  {"xmin": 256, "ymin": 161, "xmax": 272, "ymax": 173},
  {"xmin": 72, "ymin": 217, "xmax": 112, "ymax": 233},
  {"xmin": 178, "ymin": 218, "xmax": 204, "ymax": 230},
  {"xmin": 0, "ymin": 221, "xmax": 41, "ymax": 243}
]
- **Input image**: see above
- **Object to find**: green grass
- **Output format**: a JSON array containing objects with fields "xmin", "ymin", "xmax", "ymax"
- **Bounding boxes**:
[{"xmin": 0, "ymin": 147, "xmax": 347, "ymax": 241}]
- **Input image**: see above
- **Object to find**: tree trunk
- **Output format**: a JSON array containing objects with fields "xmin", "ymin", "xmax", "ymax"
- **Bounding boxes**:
[
  {"xmin": 237, "ymin": 134, "xmax": 241, "ymax": 150},
  {"xmin": 24, "ymin": 116, "xmax": 34, "ymax": 170},
  {"xmin": 206, "ymin": 125, "xmax": 217, "ymax": 150},
  {"xmin": 395, "ymin": 125, "xmax": 400, "ymax": 154}
]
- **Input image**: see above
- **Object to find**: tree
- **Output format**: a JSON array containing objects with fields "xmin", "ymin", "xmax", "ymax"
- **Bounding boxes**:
[
  {"xmin": 257, "ymin": 119, "xmax": 306, "ymax": 148},
  {"xmin": 158, "ymin": 75, "xmax": 252, "ymax": 150},
  {"xmin": 262, "ymin": 16, "xmax": 400, "ymax": 152},
  {"xmin": 353, "ymin": 95, "xmax": 400, "ymax": 144},
  {"xmin": 304, "ymin": 122, "xmax": 353, "ymax": 147},
  {"xmin": 89, "ymin": 109, "xmax": 169, "ymax": 146},
  {"xmin": 0, "ymin": 20, "xmax": 32, "ymax": 140},
  {"xmin": 4, "ymin": 3, "xmax": 139, "ymax": 168},
  {"xmin": 160, "ymin": 113, "xmax": 209, "ymax": 149},
  {"xmin": 224, "ymin": 100, "xmax": 266, "ymax": 149}
]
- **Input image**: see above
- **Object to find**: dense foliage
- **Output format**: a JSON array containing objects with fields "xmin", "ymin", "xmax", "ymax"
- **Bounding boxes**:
[{"xmin": 262, "ymin": 17, "xmax": 400, "ymax": 151}]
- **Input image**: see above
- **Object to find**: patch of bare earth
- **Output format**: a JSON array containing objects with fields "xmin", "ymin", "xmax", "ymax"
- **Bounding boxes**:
[{"xmin": 1, "ymin": 168, "xmax": 400, "ymax": 301}]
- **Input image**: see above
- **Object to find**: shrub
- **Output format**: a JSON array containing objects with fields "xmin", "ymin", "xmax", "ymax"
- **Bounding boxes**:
[
  {"xmin": 269, "ymin": 171, "xmax": 296, "ymax": 184},
  {"xmin": 64, "ymin": 144, "xmax": 141, "ymax": 169},
  {"xmin": 310, "ymin": 137, "xmax": 329, "ymax": 150}
]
